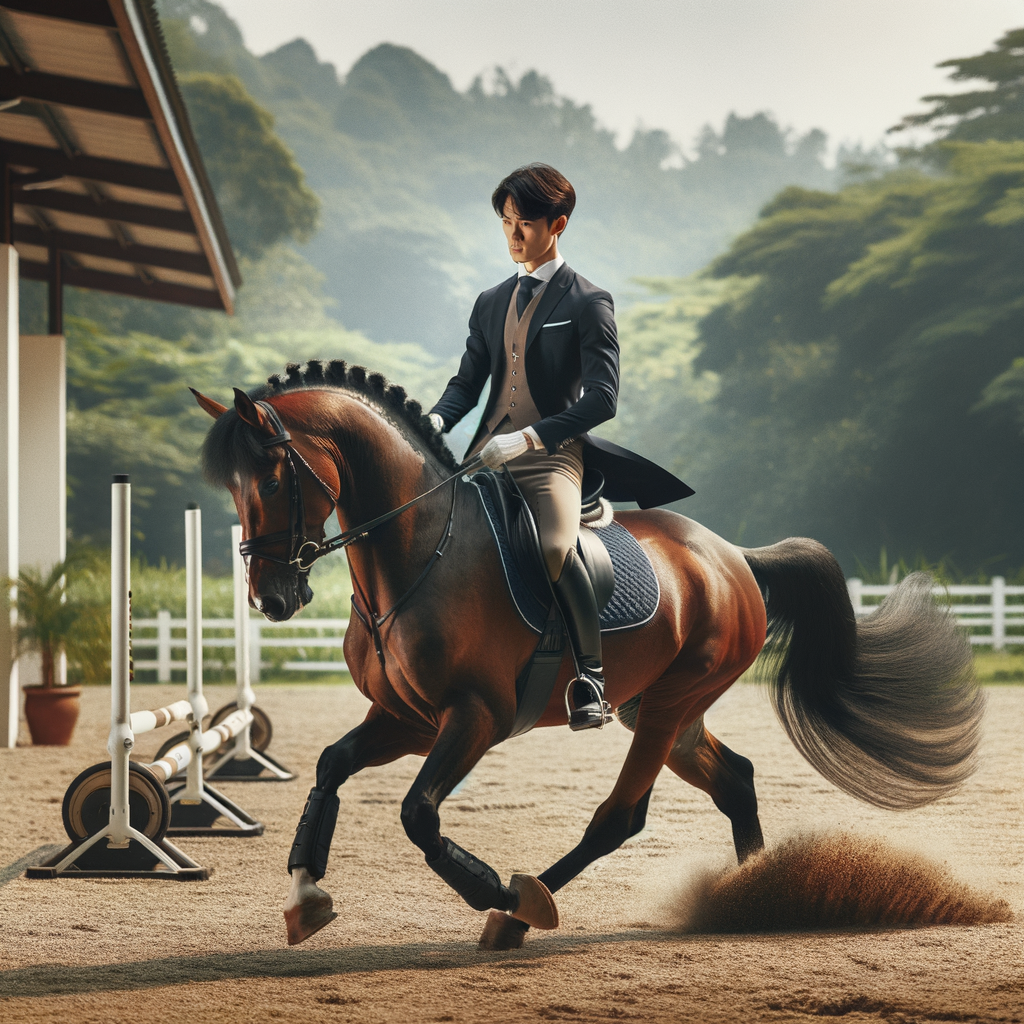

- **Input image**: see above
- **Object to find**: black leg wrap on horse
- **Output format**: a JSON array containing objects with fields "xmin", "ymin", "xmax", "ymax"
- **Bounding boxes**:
[
  {"xmin": 287, "ymin": 788, "xmax": 340, "ymax": 880},
  {"xmin": 426, "ymin": 836, "xmax": 518, "ymax": 913}
]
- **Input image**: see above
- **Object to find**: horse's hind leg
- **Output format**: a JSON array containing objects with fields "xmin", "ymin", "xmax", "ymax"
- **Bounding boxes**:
[
  {"xmin": 481, "ymin": 705, "xmax": 681, "ymax": 950},
  {"xmin": 399, "ymin": 694, "xmax": 559, "ymax": 931},
  {"xmin": 284, "ymin": 705, "xmax": 431, "ymax": 945},
  {"xmin": 665, "ymin": 716, "xmax": 764, "ymax": 863}
]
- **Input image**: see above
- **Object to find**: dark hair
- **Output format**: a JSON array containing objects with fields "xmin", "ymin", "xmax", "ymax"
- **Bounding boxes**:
[{"xmin": 491, "ymin": 163, "xmax": 576, "ymax": 225}]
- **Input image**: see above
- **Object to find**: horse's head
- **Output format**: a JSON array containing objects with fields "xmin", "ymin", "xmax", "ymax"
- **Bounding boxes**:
[{"xmin": 193, "ymin": 387, "xmax": 340, "ymax": 621}]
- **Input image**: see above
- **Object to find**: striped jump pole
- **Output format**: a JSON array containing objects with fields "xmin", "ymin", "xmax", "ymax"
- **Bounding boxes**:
[
  {"xmin": 161, "ymin": 506, "xmax": 264, "ymax": 837},
  {"xmin": 202, "ymin": 523, "xmax": 294, "ymax": 782},
  {"xmin": 26, "ymin": 476, "xmax": 209, "ymax": 879}
]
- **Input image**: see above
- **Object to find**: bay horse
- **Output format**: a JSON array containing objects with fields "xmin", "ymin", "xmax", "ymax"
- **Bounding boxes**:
[{"xmin": 193, "ymin": 360, "xmax": 982, "ymax": 950}]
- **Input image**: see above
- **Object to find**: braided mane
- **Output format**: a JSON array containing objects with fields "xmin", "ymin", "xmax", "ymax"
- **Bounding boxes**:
[{"xmin": 201, "ymin": 359, "xmax": 456, "ymax": 487}]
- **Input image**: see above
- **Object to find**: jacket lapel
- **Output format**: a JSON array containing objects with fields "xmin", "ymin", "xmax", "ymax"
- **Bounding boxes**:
[{"xmin": 525, "ymin": 262, "xmax": 574, "ymax": 353}]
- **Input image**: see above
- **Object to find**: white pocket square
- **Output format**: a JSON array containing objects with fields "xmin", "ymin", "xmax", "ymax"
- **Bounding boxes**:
[{"xmin": 542, "ymin": 320, "xmax": 571, "ymax": 328}]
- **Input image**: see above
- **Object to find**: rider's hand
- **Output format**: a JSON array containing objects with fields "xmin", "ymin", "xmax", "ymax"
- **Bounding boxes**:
[
  {"xmin": 428, "ymin": 413, "xmax": 445, "ymax": 434},
  {"xmin": 480, "ymin": 430, "xmax": 530, "ymax": 468}
]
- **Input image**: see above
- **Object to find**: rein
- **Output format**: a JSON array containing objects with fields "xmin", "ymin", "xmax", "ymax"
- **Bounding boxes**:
[{"xmin": 237, "ymin": 399, "xmax": 480, "ymax": 571}]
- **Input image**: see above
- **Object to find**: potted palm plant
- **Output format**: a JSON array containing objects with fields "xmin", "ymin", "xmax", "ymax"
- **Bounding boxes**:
[{"xmin": 8, "ymin": 551, "xmax": 106, "ymax": 745}]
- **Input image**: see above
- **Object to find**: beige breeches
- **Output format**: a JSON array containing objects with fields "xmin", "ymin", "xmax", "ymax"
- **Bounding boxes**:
[{"xmin": 473, "ymin": 418, "xmax": 583, "ymax": 581}]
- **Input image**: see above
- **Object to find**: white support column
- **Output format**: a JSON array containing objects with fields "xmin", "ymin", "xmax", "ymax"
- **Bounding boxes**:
[
  {"xmin": 0, "ymin": 246, "xmax": 18, "ymax": 747},
  {"xmin": 19, "ymin": 334, "xmax": 66, "ymax": 689},
  {"xmin": 232, "ymin": 523, "xmax": 254, "ymax": 757},
  {"xmin": 249, "ymin": 619, "xmax": 261, "ymax": 684},
  {"xmin": 182, "ymin": 506, "xmax": 207, "ymax": 803},
  {"xmin": 991, "ymin": 576, "xmax": 1006, "ymax": 652},
  {"xmin": 156, "ymin": 609, "xmax": 172, "ymax": 682}
]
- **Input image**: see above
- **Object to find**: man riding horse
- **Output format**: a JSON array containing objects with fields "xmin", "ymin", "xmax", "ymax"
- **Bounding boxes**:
[
  {"xmin": 428, "ymin": 163, "xmax": 691, "ymax": 730},
  {"xmin": 193, "ymin": 162, "xmax": 981, "ymax": 944}
]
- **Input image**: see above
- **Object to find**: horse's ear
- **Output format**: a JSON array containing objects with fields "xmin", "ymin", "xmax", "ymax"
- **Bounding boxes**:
[
  {"xmin": 190, "ymin": 388, "xmax": 228, "ymax": 419},
  {"xmin": 233, "ymin": 387, "xmax": 272, "ymax": 433}
]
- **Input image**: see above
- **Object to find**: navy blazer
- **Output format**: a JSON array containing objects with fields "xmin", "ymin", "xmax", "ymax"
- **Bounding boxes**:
[{"xmin": 431, "ymin": 262, "xmax": 693, "ymax": 509}]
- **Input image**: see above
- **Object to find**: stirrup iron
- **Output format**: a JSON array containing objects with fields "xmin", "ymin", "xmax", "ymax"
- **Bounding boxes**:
[{"xmin": 564, "ymin": 677, "xmax": 613, "ymax": 731}]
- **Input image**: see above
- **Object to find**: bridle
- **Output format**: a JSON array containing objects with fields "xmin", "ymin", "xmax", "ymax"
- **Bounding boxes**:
[{"xmin": 237, "ymin": 400, "xmax": 479, "ymax": 573}]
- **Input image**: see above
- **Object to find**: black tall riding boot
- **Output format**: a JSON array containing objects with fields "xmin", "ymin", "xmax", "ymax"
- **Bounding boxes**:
[{"xmin": 552, "ymin": 548, "xmax": 613, "ymax": 731}]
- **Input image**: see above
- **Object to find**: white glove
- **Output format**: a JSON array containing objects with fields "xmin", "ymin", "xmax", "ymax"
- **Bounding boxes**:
[
  {"xmin": 480, "ymin": 430, "xmax": 529, "ymax": 469},
  {"xmin": 428, "ymin": 412, "xmax": 445, "ymax": 434}
]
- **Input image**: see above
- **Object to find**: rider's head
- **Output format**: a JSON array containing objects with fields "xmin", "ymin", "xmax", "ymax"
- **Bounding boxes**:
[{"xmin": 492, "ymin": 164, "xmax": 575, "ymax": 268}]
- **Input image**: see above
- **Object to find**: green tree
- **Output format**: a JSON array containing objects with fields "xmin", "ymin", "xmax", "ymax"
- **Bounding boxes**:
[
  {"xmin": 680, "ymin": 141, "xmax": 1024, "ymax": 571},
  {"xmin": 178, "ymin": 72, "xmax": 319, "ymax": 259},
  {"xmin": 891, "ymin": 27, "xmax": 1024, "ymax": 144}
]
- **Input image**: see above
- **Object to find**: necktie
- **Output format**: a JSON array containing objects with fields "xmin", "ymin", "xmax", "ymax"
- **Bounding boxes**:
[{"xmin": 517, "ymin": 276, "xmax": 540, "ymax": 319}]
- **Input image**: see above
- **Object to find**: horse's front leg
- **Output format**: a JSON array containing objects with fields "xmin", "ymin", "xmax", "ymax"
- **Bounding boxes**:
[
  {"xmin": 284, "ymin": 704, "xmax": 431, "ymax": 945},
  {"xmin": 400, "ymin": 693, "xmax": 559, "ymax": 931}
]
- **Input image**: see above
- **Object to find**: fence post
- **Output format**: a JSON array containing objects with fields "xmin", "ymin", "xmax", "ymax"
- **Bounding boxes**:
[
  {"xmin": 156, "ymin": 609, "xmax": 172, "ymax": 682},
  {"xmin": 847, "ymin": 578, "xmax": 863, "ymax": 618},
  {"xmin": 249, "ymin": 619, "xmax": 261, "ymax": 683},
  {"xmin": 992, "ymin": 576, "xmax": 1006, "ymax": 651}
]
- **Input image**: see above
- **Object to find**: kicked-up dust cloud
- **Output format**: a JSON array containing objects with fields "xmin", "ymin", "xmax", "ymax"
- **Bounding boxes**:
[{"xmin": 669, "ymin": 832, "xmax": 1012, "ymax": 934}]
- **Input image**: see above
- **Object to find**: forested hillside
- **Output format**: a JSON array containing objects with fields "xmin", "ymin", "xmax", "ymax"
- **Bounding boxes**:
[
  {"xmin": 154, "ymin": 0, "xmax": 835, "ymax": 355},
  {"xmin": 608, "ymin": 28, "xmax": 1024, "ymax": 573}
]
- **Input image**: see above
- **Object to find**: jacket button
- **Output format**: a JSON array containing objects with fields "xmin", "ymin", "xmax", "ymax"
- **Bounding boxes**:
[
  {"xmin": 510, "ymin": 402, "xmax": 516, "ymax": 408},
  {"xmin": 511, "ymin": 386, "xmax": 516, "ymax": 391},
  {"xmin": 512, "ymin": 370, "xmax": 517, "ymax": 376}
]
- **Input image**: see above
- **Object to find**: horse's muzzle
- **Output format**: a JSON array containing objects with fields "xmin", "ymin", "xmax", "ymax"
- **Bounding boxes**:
[{"xmin": 257, "ymin": 573, "xmax": 314, "ymax": 622}]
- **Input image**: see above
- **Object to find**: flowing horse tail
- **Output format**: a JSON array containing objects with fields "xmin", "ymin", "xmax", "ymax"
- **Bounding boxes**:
[{"xmin": 743, "ymin": 538, "xmax": 984, "ymax": 810}]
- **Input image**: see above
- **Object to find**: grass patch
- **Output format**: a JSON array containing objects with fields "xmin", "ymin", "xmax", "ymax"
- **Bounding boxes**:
[{"xmin": 972, "ymin": 649, "xmax": 1024, "ymax": 684}]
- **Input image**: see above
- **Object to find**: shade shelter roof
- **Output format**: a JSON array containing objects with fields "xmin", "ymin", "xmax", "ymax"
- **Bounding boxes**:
[{"xmin": 0, "ymin": 0, "xmax": 239, "ymax": 314}]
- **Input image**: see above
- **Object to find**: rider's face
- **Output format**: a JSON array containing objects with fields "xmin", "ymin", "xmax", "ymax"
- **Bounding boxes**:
[{"xmin": 501, "ymin": 197, "xmax": 566, "ymax": 271}]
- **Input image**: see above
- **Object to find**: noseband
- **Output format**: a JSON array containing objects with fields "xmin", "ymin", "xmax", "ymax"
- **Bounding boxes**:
[{"xmin": 237, "ymin": 401, "xmax": 479, "ymax": 572}]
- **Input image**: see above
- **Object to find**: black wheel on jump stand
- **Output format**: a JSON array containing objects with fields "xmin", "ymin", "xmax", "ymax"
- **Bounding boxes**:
[
  {"xmin": 153, "ymin": 704, "xmax": 272, "ymax": 770},
  {"xmin": 61, "ymin": 761, "xmax": 171, "ymax": 870}
]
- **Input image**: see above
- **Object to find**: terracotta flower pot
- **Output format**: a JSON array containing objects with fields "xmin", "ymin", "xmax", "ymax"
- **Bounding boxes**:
[{"xmin": 24, "ymin": 686, "xmax": 81, "ymax": 745}]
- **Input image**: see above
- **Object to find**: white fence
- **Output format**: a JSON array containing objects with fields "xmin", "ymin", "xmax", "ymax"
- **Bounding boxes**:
[
  {"xmin": 133, "ymin": 612, "xmax": 349, "ymax": 681},
  {"xmin": 847, "ymin": 577, "xmax": 1024, "ymax": 650},
  {"xmin": 131, "ymin": 577, "xmax": 1022, "ymax": 680}
]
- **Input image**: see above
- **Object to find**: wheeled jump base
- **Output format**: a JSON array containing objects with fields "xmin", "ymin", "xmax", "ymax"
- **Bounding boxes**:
[
  {"xmin": 205, "ymin": 748, "xmax": 295, "ymax": 782},
  {"xmin": 164, "ymin": 779, "xmax": 265, "ymax": 837},
  {"xmin": 25, "ymin": 836, "xmax": 209, "ymax": 880}
]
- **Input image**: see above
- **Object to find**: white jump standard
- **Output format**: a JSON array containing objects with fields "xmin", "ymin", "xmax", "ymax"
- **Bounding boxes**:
[
  {"xmin": 27, "ymin": 476, "xmax": 209, "ymax": 879},
  {"xmin": 159, "ymin": 506, "xmax": 264, "ymax": 837},
  {"xmin": 202, "ymin": 523, "xmax": 294, "ymax": 781}
]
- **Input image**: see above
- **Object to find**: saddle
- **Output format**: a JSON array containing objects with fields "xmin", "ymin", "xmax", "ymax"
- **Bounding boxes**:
[{"xmin": 470, "ymin": 468, "xmax": 661, "ymax": 736}]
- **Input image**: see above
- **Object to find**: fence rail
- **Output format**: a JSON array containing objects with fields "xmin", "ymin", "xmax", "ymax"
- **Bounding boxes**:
[
  {"xmin": 130, "ymin": 577, "xmax": 1022, "ymax": 679},
  {"xmin": 847, "ymin": 577, "xmax": 1024, "ymax": 650},
  {"xmin": 132, "ymin": 611, "xmax": 350, "ymax": 681}
]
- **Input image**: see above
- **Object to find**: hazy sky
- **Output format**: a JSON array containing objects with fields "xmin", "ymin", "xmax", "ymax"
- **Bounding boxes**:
[{"xmin": 215, "ymin": 0, "xmax": 1022, "ymax": 155}]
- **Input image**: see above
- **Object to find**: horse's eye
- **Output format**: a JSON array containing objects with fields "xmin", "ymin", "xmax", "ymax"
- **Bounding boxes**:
[{"xmin": 260, "ymin": 477, "xmax": 280, "ymax": 497}]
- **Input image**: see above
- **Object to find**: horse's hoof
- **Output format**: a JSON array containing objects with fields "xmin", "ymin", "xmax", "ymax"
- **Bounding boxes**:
[
  {"xmin": 284, "ymin": 893, "xmax": 338, "ymax": 946},
  {"xmin": 508, "ymin": 873, "xmax": 559, "ymax": 930},
  {"xmin": 479, "ymin": 910, "xmax": 530, "ymax": 950}
]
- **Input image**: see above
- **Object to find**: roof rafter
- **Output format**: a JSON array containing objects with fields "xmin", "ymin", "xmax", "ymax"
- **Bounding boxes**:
[
  {"xmin": 14, "ymin": 222, "xmax": 209, "ymax": 275},
  {"xmin": 2, "ymin": 140, "xmax": 180, "ymax": 194},
  {"xmin": 0, "ymin": 1, "xmax": 117, "ymax": 29},
  {"xmin": 20, "ymin": 257, "xmax": 222, "ymax": 309},
  {"xmin": 0, "ymin": 68, "xmax": 150, "ymax": 120},
  {"xmin": 14, "ymin": 186, "xmax": 192, "ymax": 233}
]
